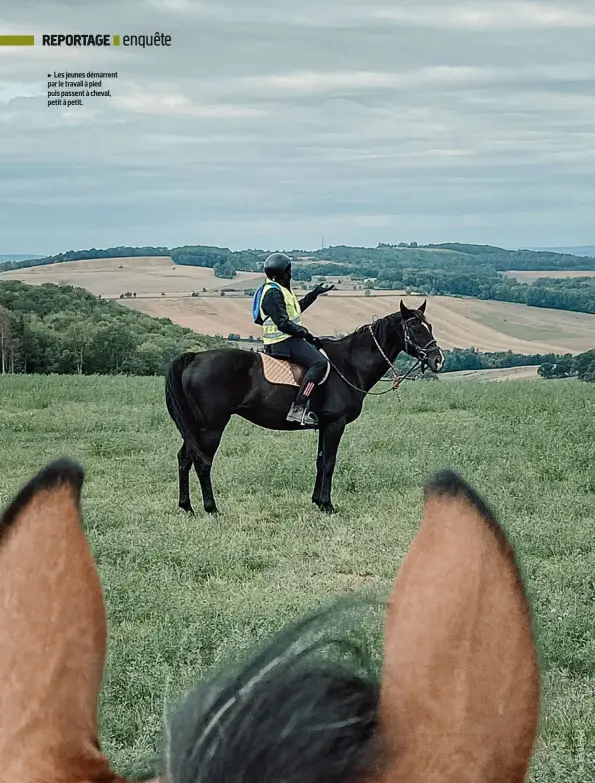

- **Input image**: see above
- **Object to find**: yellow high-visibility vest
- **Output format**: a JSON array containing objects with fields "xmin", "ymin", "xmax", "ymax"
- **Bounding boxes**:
[{"xmin": 260, "ymin": 282, "xmax": 302, "ymax": 344}]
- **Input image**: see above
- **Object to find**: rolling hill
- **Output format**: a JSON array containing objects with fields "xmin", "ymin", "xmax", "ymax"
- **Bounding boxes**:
[
  {"xmin": 2, "ymin": 255, "xmax": 594, "ymax": 355},
  {"xmin": 121, "ymin": 291, "xmax": 594, "ymax": 355},
  {"xmin": 0, "ymin": 255, "xmax": 262, "ymax": 298},
  {"xmin": 526, "ymin": 246, "xmax": 595, "ymax": 257}
]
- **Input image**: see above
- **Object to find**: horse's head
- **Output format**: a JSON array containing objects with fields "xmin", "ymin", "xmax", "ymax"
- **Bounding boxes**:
[
  {"xmin": 0, "ymin": 461, "xmax": 540, "ymax": 783},
  {"xmin": 399, "ymin": 299, "xmax": 444, "ymax": 373}
]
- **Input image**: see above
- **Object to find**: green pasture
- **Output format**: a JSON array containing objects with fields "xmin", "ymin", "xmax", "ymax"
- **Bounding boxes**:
[{"xmin": 1, "ymin": 374, "xmax": 594, "ymax": 780}]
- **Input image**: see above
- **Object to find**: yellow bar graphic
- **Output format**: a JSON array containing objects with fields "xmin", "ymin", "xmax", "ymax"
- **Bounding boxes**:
[
  {"xmin": 0, "ymin": 35, "xmax": 35, "ymax": 46},
  {"xmin": 113, "ymin": 34, "xmax": 120, "ymax": 45}
]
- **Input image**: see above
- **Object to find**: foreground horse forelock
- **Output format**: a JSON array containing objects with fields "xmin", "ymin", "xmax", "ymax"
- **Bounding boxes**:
[
  {"xmin": 0, "ymin": 459, "xmax": 540, "ymax": 783},
  {"xmin": 166, "ymin": 299, "xmax": 445, "ymax": 515}
]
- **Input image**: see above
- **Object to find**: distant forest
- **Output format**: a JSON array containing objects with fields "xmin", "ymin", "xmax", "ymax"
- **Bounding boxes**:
[
  {"xmin": 2, "ymin": 241, "xmax": 595, "ymax": 315},
  {"xmin": 0, "ymin": 281, "xmax": 222, "ymax": 376},
  {"xmin": 395, "ymin": 347, "xmax": 595, "ymax": 382}
]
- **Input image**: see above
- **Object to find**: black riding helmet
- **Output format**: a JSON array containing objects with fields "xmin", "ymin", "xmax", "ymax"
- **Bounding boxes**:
[{"xmin": 264, "ymin": 252, "xmax": 292, "ymax": 279}]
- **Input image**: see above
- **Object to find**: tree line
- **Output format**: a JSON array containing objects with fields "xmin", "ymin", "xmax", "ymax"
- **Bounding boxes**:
[
  {"xmin": 0, "ymin": 246, "xmax": 171, "ymax": 272},
  {"xmin": 0, "ymin": 281, "xmax": 222, "ymax": 376},
  {"xmin": 538, "ymin": 351, "xmax": 595, "ymax": 382},
  {"xmin": 372, "ymin": 270, "xmax": 595, "ymax": 315},
  {"xmin": 395, "ymin": 347, "xmax": 594, "ymax": 383},
  {"xmin": 2, "ymin": 241, "xmax": 595, "ymax": 315},
  {"xmin": 435, "ymin": 348, "xmax": 574, "ymax": 373},
  {"xmin": 392, "ymin": 347, "xmax": 573, "ymax": 375}
]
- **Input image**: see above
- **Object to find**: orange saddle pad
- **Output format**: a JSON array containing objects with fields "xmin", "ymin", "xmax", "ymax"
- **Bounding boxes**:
[
  {"xmin": 259, "ymin": 353, "xmax": 305, "ymax": 386},
  {"xmin": 258, "ymin": 350, "xmax": 331, "ymax": 387}
]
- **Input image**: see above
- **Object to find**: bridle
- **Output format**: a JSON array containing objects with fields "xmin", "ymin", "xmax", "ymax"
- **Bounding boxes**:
[
  {"xmin": 326, "ymin": 316, "xmax": 438, "ymax": 397},
  {"xmin": 401, "ymin": 315, "xmax": 439, "ymax": 366}
]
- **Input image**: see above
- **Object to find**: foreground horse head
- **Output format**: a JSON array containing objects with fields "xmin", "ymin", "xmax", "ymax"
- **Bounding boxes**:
[{"xmin": 0, "ymin": 460, "xmax": 540, "ymax": 782}]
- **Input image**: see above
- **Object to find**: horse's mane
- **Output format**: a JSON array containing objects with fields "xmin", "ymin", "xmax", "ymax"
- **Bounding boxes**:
[
  {"xmin": 162, "ymin": 597, "xmax": 384, "ymax": 783},
  {"xmin": 331, "ymin": 311, "xmax": 402, "ymax": 348}
]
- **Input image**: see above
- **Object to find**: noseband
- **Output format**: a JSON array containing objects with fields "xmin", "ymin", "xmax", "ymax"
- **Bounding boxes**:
[{"xmin": 402, "ymin": 316, "xmax": 438, "ymax": 365}]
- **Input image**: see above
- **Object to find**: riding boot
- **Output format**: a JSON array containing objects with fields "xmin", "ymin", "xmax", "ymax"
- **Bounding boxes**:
[
  {"xmin": 287, "ymin": 399, "xmax": 318, "ymax": 426},
  {"xmin": 286, "ymin": 377, "xmax": 318, "ymax": 426}
]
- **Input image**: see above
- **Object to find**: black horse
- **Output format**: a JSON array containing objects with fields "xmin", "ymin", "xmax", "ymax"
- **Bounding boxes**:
[{"xmin": 165, "ymin": 299, "xmax": 444, "ymax": 515}]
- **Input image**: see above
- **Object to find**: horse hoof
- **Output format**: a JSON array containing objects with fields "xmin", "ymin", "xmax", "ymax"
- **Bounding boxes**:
[
  {"xmin": 179, "ymin": 503, "xmax": 195, "ymax": 515},
  {"xmin": 205, "ymin": 505, "xmax": 219, "ymax": 515},
  {"xmin": 319, "ymin": 502, "xmax": 335, "ymax": 515}
]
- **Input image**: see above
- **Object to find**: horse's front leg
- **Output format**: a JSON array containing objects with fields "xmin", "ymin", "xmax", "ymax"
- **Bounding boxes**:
[
  {"xmin": 312, "ymin": 428, "xmax": 325, "ymax": 507},
  {"xmin": 315, "ymin": 418, "xmax": 346, "ymax": 515}
]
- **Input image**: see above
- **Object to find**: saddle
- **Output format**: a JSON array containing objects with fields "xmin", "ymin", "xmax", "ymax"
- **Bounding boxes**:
[{"xmin": 259, "ymin": 350, "xmax": 330, "ymax": 388}]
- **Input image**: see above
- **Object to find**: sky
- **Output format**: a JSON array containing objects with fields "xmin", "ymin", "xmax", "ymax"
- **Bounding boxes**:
[{"xmin": 1, "ymin": 0, "xmax": 594, "ymax": 255}]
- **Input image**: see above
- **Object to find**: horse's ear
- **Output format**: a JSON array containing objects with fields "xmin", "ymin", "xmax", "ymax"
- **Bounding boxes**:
[
  {"xmin": 378, "ymin": 470, "xmax": 540, "ymax": 783},
  {"xmin": 0, "ymin": 460, "xmax": 129, "ymax": 782},
  {"xmin": 418, "ymin": 299, "xmax": 427, "ymax": 314},
  {"xmin": 399, "ymin": 300, "xmax": 413, "ymax": 318}
]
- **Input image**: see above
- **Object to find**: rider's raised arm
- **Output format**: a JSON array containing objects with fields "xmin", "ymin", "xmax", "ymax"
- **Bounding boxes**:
[
  {"xmin": 299, "ymin": 283, "xmax": 334, "ymax": 312},
  {"xmin": 297, "ymin": 289, "xmax": 319, "ymax": 312}
]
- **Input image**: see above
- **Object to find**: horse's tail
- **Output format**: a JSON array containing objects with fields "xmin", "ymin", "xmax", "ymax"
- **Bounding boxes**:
[{"xmin": 165, "ymin": 352, "xmax": 212, "ymax": 467}]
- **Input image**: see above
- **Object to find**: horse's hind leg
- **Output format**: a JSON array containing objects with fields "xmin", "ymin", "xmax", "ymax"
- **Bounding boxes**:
[
  {"xmin": 177, "ymin": 443, "xmax": 194, "ymax": 513},
  {"xmin": 193, "ymin": 423, "xmax": 228, "ymax": 514}
]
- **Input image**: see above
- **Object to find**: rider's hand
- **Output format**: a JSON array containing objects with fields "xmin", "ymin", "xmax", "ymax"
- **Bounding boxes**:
[
  {"xmin": 295, "ymin": 327, "xmax": 312, "ymax": 341},
  {"xmin": 311, "ymin": 335, "xmax": 324, "ymax": 349},
  {"xmin": 313, "ymin": 283, "xmax": 335, "ymax": 296}
]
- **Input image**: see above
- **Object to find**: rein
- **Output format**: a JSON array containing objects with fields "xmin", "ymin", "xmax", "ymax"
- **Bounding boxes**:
[{"xmin": 325, "ymin": 318, "xmax": 426, "ymax": 397}]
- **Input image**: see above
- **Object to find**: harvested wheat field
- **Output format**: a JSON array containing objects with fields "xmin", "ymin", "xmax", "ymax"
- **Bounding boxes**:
[
  {"xmin": 0, "ymin": 256, "xmax": 263, "ymax": 298},
  {"xmin": 121, "ymin": 291, "xmax": 595, "ymax": 354},
  {"xmin": 503, "ymin": 270, "xmax": 595, "ymax": 283},
  {"xmin": 440, "ymin": 365, "xmax": 543, "ymax": 382},
  {"xmin": 3, "ymin": 256, "xmax": 594, "ymax": 354}
]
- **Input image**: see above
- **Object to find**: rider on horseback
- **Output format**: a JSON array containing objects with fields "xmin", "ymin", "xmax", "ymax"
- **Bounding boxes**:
[{"xmin": 258, "ymin": 253, "xmax": 334, "ymax": 427}]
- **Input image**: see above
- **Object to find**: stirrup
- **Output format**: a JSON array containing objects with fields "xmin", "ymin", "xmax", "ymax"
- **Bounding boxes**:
[{"xmin": 287, "ymin": 403, "xmax": 318, "ymax": 427}]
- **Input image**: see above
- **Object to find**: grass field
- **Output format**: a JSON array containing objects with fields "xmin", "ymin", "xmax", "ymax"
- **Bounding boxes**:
[
  {"xmin": 3, "ymin": 256, "xmax": 595, "ymax": 354},
  {"xmin": 1, "ymin": 373, "xmax": 595, "ymax": 780}
]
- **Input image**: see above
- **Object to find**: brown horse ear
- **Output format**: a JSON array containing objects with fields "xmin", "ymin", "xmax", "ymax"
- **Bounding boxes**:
[
  {"xmin": 418, "ymin": 299, "xmax": 427, "ymax": 314},
  {"xmin": 378, "ymin": 470, "xmax": 540, "ymax": 783},
  {"xmin": 0, "ymin": 460, "xmax": 131, "ymax": 782}
]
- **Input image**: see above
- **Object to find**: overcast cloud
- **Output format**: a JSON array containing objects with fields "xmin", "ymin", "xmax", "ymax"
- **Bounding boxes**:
[{"xmin": 1, "ymin": 0, "xmax": 594, "ymax": 254}]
